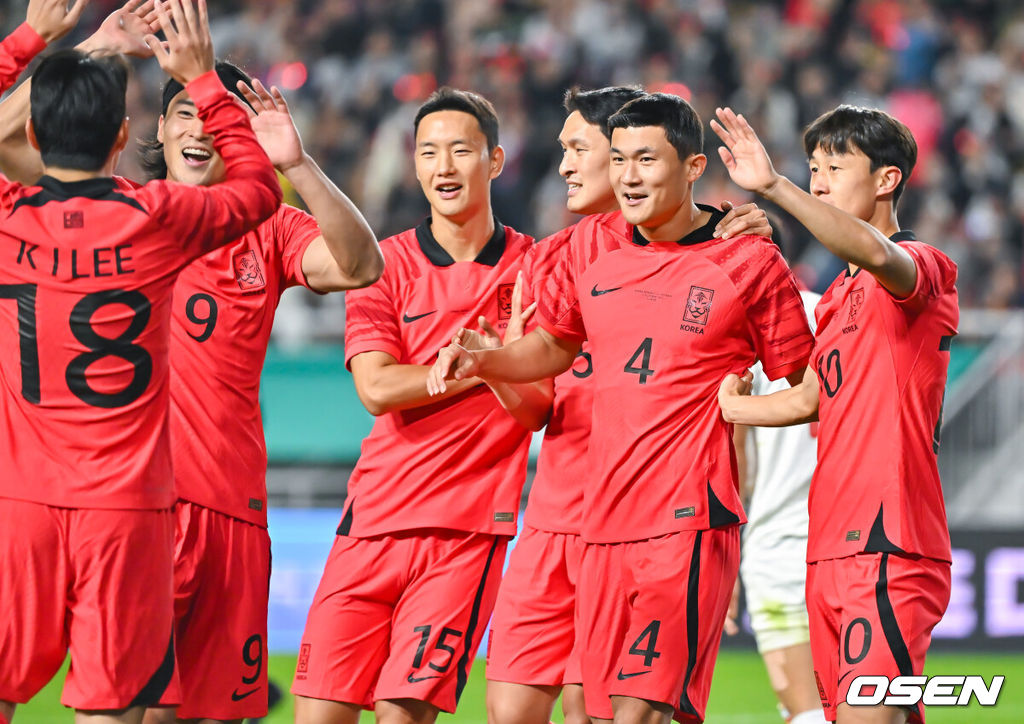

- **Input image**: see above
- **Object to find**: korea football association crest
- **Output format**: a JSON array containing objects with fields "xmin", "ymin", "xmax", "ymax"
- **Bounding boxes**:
[
  {"xmin": 233, "ymin": 250, "xmax": 266, "ymax": 292},
  {"xmin": 847, "ymin": 287, "xmax": 865, "ymax": 323},
  {"xmin": 497, "ymin": 283, "xmax": 515, "ymax": 320},
  {"xmin": 682, "ymin": 285, "xmax": 714, "ymax": 328}
]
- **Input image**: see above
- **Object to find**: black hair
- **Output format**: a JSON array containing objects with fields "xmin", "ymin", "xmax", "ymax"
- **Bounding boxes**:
[
  {"xmin": 413, "ymin": 87, "xmax": 499, "ymax": 151},
  {"xmin": 30, "ymin": 49, "xmax": 129, "ymax": 172},
  {"xmin": 563, "ymin": 85, "xmax": 645, "ymax": 139},
  {"xmin": 803, "ymin": 104, "xmax": 918, "ymax": 204},
  {"xmin": 607, "ymin": 92, "xmax": 703, "ymax": 162},
  {"xmin": 139, "ymin": 60, "xmax": 253, "ymax": 180}
]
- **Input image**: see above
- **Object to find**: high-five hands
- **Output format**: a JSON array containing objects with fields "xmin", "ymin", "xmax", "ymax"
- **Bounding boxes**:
[
  {"xmin": 236, "ymin": 79, "xmax": 305, "ymax": 172},
  {"xmin": 145, "ymin": 0, "xmax": 213, "ymax": 85},
  {"xmin": 710, "ymin": 107, "xmax": 781, "ymax": 198},
  {"xmin": 80, "ymin": 0, "xmax": 161, "ymax": 58},
  {"xmin": 26, "ymin": 0, "xmax": 90, "ymax": 44}
]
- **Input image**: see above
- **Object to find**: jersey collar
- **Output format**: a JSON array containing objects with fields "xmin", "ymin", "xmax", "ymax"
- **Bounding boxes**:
[
  {"xmin": 415, "ymin": 215, "xmax": 506, "ymax": 267},
  {"xmin": 630, "ymin": 203, "xmax": 726, "ymax": 247},
  {"xmin": 37, "ymin": 175, "xmax": 118, "ymax": 199}
]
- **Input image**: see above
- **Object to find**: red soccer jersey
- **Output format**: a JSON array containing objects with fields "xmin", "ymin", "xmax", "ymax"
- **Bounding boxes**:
[
  {"xmin": 169, "ymin": 205, "xmax": 320, "ymax": 527},
  {"xmin": 0, "ymin": 65, "xmax": 281, "ymax": 510},
  {"xmin": 342, "ymin": 219, "xmax": 534, "ymax": 537},
  {"xmin": 521, "ymin": 225, "xmax": 593, "ymax": 534},
  {"xmin": 807, "ymin": 234, "xmax": 958, "ymax": 563},
  {"xmin": 537, "ymin": 208, "xmax": 813, "ymax": 544}
]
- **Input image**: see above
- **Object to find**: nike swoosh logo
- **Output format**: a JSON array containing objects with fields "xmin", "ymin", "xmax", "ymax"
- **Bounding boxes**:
[
  {"xmin": 837, "ymin": 669, "xmax": 855, "ymax": 688},
  {"xmin": 616, "ymin": 669, "xmax": 651, "ymax": 680},
  {"xmin": 591, "ymin": 284, "xmax": 621, "ymax": 296},
  {"xmin": 407, "ymin": 673, "xmax": 443, "ymax": 683},
  {"xmin": 402, "ymin": 310, "xmax": 436, "ymax": 323},
  {"xmin": 231, "ymin": 687, "xmax": 261, "ymax": 701}
]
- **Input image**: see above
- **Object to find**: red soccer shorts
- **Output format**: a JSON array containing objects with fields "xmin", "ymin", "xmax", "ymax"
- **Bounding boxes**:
[
  {"xmin": 0, "ymin": 499, "xmax": 178, "ymax": 710},
  {"xmin": 292, "ymin": 529, "xmax": 507, "ymax": 713},
  {"xmin": 576, "ymin": 527, "xmax": 740, "ymax": 722},
  {"xmin": 807, "ymin": 552, "xmax": 950, "ymax": 723},
  {"xmin": 487, "ymin": 526, "xmax": 585, "ymax": 686},
  {"xmin": 156, "ymin": 500, "xmax": 272, "ymax": 719}
]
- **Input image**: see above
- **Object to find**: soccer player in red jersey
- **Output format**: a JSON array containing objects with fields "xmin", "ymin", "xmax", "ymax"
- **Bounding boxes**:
[
  {"xmin": 429, "ymin": 93, "xmax": 813, "ymax": 724},
  {"xmin": 0, "ymin": 0, "xmax": 282, "ymax": 722},
  {"xmin": 486, "ymin": 86, "xmax": 773, "ymax": 724},
  {"xmin": 0, "ymin": 4, "xmax": 382, "ymax": 722},
  {"xmin": 290, "ymin": 88, "xmax": 551, "ymax": 724},
  {"xmin": 714, "ymin": 106, "xmax": 958, "ymax": 724}
]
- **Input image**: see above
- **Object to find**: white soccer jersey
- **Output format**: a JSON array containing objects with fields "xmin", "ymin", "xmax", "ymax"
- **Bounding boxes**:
[{"xmin": 742, "ymin": 290, "xmax": 820, "ymax": 548}]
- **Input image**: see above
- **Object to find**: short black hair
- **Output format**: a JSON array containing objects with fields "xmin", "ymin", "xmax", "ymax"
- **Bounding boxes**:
[
  {"xmin": 30, "ymin": 49, "xmax": 129, "ymax": 172},
  {"xmin": 413, "ymin": 87, "xmax": 499, "ymax": 151},
  {"xmin": 563, "ymin": 85, "xmax": 645, "ymax": 139},
  {"xmin": 139, "ymin": 60, "xmax": 253, "ymax": 180},
  {"xmin": 607, "ymin": 92, "xmax": 704, "ymax": 162},
  {"xmin": 803, "ymin": 105, "xmax": 918, "ymax": 204}
]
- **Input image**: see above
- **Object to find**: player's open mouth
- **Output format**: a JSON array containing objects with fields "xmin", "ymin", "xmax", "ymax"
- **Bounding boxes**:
[
  {"xmin": 182, "ymin": 146, "xmax": 212, "ymax": 166},
  {"xmin": 436, "ymin": 183, "xmax": 462, "ymax": 199},
  {"xmin": 567, "ymin": 182, "xmax": 581, "ymax": 197},
  {"xmin": 623, "ymin": 192, "xmax": 647, "ymax": 206}
]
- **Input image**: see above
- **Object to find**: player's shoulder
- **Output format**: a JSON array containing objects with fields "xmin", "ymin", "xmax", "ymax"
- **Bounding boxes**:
[
  {"xmin": 502, "ymin": 223, "xmax": 535, "ymax": 258},
  {"xmin": 534, "ymin": 222, "xmax": 578, "ymax": 252},
  {"xmin": 898, "ymin": 236, "xmax": 957, "ymax": 282}
]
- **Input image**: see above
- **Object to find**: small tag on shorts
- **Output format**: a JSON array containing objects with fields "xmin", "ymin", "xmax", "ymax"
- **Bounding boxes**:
[
  {"xmin": 846, "ymin": 529, "xmax": 861, "ymax": 541},
  {"xmin": 494, "ymin": 511, "xmax": 515, "ymax": 522},
  {"xmin": 675, "ymin": 506, "xmax": 696, "ymax": 519},
  {"xmin": 249, "ymin": 497, "xmax": 264, "ymax": 511}
]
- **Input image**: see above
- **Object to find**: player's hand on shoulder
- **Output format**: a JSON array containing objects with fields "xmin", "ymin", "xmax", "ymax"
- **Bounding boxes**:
[
  {"xmin": 236, "ymin": 78, "xmax": 305, "ymax": 171},
  {"xmin": 714, "ymin": 200, "xmax": 773, "ymax": 241},
  {"xmin": 718, "ymin": 369, "xmax": 753, "ymax": 422},
  {"xmin": 145, "ymin": 0, "xmax": 213, "ymax": 85},
  {"xmin": 710, "ymin": 107, "xmax": 781, "ymax": 198},
  {"xmin": 79, "ymin": 0, "xmax": 159, "ymax": 58},
  {"xmin": 26, "ymin": 0, "xmax": 89, "ymax": 44}
]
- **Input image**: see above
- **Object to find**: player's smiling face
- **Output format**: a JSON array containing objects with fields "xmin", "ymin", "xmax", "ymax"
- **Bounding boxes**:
[
  {"xmin": 414, "ymin": 110, "xmax": 504, "ymax": 225},
  {"xmin": 610, "ymin": 125, "xmax": 705, "ymax": 229},
  {"xmin": 808, "ymin": 145, "xmax": 887, "ymax": 223},
  {"xmin": 158, "ymin": 90, "xmax": 227, "ymax": 187},
  {"xmin": 558, "ymin": 111, "xmax": 616, "ymax": 215}
]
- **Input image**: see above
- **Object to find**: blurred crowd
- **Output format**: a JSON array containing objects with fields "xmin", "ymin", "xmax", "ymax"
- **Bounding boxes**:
[{"xmin": 3, "ymin": 0, "xmax": 1023, "ymax": 330}]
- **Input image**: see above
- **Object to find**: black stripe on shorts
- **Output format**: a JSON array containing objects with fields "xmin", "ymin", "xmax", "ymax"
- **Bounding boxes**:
[
  {"xmin": 677, "ymin": 530, "xmax": 703, "ymax": 717},
  {"xmin": 455, "ymin": 536, "xmax": 502, "ymax": 702},
  {"xmin": 875, "ymin": 552, "xmax": 920, "ymax": 721}
]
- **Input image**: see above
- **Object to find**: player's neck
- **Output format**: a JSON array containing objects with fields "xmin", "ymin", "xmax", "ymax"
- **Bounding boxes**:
[
  {"xmin": 868, "ymin": 204, "xmax": 900, "ymax": 240},
  {"xmin": 636, "ymin": 199, "xmax": 708, "ymax": 243},
  {"xmin": 41, "ymin": 167, "xmax": 110, "ymax": 183},
  {"xmin": 430, "ymin": 210, "xmax": 496, "ymax": 262}
]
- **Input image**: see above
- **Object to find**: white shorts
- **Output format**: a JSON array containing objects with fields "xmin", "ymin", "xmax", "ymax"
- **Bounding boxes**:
[{"xmin": 740, "ymin": 534, "xmax": 809, "ymax": 653}]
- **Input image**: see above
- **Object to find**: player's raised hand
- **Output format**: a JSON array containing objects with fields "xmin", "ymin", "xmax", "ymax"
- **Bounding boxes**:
[
  {"xmin": 145, "ymin": 0, "xmax": 213, "ymax": 85},
  {"xmin": 718, "ymin": 369, "xmax": 754, "ymax": 417},
  {"xmin": 79, "ymin": 0, "xmax": 159, "ymax": 58},
  {"xmin": 714, "ymin": 200, "xmax": 774, "ymax": 240},
  {"xmin": 237, "ymin": 79, "xmax": 304, "ymax": 171},
  {"xmin": 710, "ymin": 107, "xmax": 780, "ymax": 198},
  {"xmin": 426, "ymin": 339, "xmax": 483, "ymax": 396},
  {"xmin": 477, "ymin": 272, "xmax": 536, "ymax": 346},
  {"xmin": 26, "ymin": 0, "xmax": 90, "ymax": 44}
]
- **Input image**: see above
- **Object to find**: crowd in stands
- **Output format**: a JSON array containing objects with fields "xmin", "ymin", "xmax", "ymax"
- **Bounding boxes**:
[{"xmin": 4, "ymin": 0, "xmax": 1022, "ymax": 328}]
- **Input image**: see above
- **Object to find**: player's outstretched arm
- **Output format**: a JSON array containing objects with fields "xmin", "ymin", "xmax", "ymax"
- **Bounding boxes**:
[
  {"xmin": 0, "ymin": 1, "xmax": 157, "ymax": 184},
  {"xmin": 350, "ymin": 351, "xmax": 482, "ymax": 416},
  {"xmin": 710, "ymin": 106, "xmax": 918, "ymax": 297},
  {"xmin": 427, "ymin": 327, "xmax": 578, "ymax": 396},
  {"xmin": 237, "ymin": 78, "xmax": 384, "ymax": 291},
  {"xmin": 718, "ymin": 365, "xmax": 819, "ymax": 427}
]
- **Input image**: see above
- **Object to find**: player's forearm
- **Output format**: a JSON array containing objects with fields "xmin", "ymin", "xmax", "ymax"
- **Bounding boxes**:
[
  {"xmin": 0, "ymin": 24, "xmax": 46, "ymax": 93},
  {"xmin": 486, "ymin": 378, "xmax": 553, "ymax": 432},
  {"xmin": 287, "ymin": 154, "xmax": 383, "ymax": 291},
  {"xmin": 357, "ymin": 363, "xmax": 481, "ymax": 416},
  {"xmin": 476, "ymin": 330, "xmax": 578, "ymax": 384},
  {"xmin": 720, "ymin": 383, "xmax": 818, "ymax": 427}
]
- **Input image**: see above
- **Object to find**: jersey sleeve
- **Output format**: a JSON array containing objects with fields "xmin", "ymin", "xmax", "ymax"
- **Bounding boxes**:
[
  {"xmin": 0, "ymin": 23, "xmax": 45, "ymax": 93},
  {"xmin": 743, "ymin": 241, "xmax": 814, "ymax": 380},
  {"xmin": 273, "ymin": 204, "xmax": 322, "ymax": 290},
  {"xmin": 890, "ymin": 241, "xmax": 958, "ymax": 313},
  {"xmin": 139, "ymin": 71, "xmax": 282, "ymax": 261},
  {"xmin": 536, "ymin": 224, "xmax": 586, "ymax": 343},
  {"xmin": 344, "ymin": 258, "xmax": 402, "ymax": 367}
]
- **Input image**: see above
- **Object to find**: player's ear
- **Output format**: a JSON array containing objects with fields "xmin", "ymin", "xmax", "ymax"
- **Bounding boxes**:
[
  {"xmin": 876, "ymin": 165, "xmax": 902, "ymax": 199},
  {"xmin": 156, "ymin": 114, "xmax": 166, "ymax": 144},
  {"xmin": 685, "ymin": 153, "xmax": 708, "ymax": 182},
  {"xmin": 112, "ymin": 118, "xmax": 131, "ymax": 155},
  {"xmin": 25, "ymin": 117, "xmax": 39, "ymax": 152},
  {"xmin": 489, "ymin": 144, "xmax": 505, "ymax": 180}
]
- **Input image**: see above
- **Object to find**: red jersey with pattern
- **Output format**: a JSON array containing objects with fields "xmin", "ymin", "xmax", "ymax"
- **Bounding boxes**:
[
  {"xmin": 0, "ymin": 58, "xmax": 281, "ymax": 510},
  {"xmin": 537, "ymin": 208, "xmax": 813, "ymax": 543},
  {"xmin": 342, "ymin": 219, "xmax": 534, "ymax": 538},
  {"xmin": 169, "ymin": 205, "xmax": 320, "ymax": 527},
  {"xmin": 522, "ymin": 224, "xmax": 595, "ymax": 535},
  {"xmin": 807, "ymin": 234, "xmax": 958, "ymax": 563}
]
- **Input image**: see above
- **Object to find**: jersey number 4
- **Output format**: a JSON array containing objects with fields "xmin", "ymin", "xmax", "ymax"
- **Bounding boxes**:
[{"xmin": 0, "ymin": 284, "xmax": 152, "ymax": 408}]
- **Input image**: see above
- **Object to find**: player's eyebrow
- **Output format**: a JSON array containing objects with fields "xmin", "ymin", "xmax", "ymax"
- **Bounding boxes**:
[
  {"xmin": 417, "ymin": 139, "xmax": 472, "ymax": 148},
  {"xmin": 563, "ymin": 136, "xmax": 590, "ymax": 147},
  {"xmin": 609, "ymin": 145, "xmax": 657, "ymax": 156}
]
